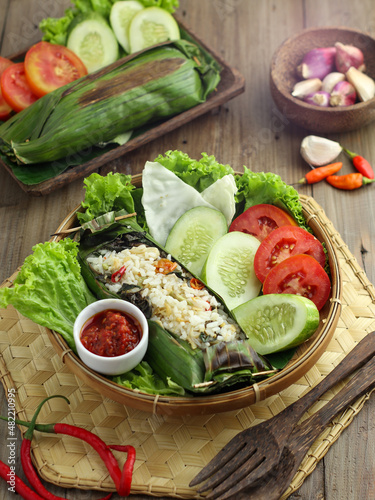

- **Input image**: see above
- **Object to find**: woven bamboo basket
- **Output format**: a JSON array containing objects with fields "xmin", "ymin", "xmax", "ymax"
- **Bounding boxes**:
[
  {"xmin": 1, "ymin": 192, "xmax": 374, "ymax": 498},
  {"xmin": 43, "ymin": 173, "xmax": 342, "ymax": 415}
]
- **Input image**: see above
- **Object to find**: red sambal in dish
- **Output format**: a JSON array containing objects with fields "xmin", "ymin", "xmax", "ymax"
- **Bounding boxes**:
[{"xmin": 80, "ymin": 309, "xmax": 142, "ymax": 357}]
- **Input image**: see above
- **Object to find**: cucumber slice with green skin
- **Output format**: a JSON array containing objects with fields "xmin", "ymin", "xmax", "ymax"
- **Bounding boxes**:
[
  {"xmin": 165, "ymin": 206, "xmax": 227, "ymax": 277},
  {"xmin": 201, "ymin": 231, "xmax": 262, "ymax": 310},
  {"xmin": 233, "ymin": 294, "xmax": 320, "ymax": 355},
  {"xmin": 67, "ymin": 13, "xmax": 119, "ymax": 73},
  {"xmin": 110, "ymin": 1, "xmax": 144, "ymax": 53},
  {"xmin": 129, "ymin": 6, "xmax": 180, "ymax": 53}
]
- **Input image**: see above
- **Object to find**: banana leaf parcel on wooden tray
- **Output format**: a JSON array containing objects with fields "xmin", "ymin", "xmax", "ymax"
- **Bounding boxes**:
[{"xmin": 0, "ymin": 39, "xmax": 221, "ymax": 186}]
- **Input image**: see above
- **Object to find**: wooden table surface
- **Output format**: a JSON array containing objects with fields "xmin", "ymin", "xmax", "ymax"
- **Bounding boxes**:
[{"xmin": 1, "ymin": 1, "xmax": 374, "ymax": 498}]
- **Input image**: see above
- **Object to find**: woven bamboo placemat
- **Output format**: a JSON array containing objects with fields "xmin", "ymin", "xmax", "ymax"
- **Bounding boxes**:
[{"xmin": 1, "ymin": 196, "xmax": 375, "ymax": 498}]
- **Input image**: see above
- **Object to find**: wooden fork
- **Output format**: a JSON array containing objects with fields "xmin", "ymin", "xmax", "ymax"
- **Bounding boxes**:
[
  {"xmin": 232, "ymin": 352, "xmax": 375, "ymax": 500},
  {"xmin": 190, "ymin": 331, "xmax": 375, "ymax": 499}
]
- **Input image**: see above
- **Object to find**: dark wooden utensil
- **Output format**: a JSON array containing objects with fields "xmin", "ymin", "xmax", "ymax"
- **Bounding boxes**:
[
  {"xmin": 240, "ymin": 352, "xmax": 375, "ymax": 500},
  {"xmin": 190, "ymin": 331, "xmax": 375, "ymax": 498}
]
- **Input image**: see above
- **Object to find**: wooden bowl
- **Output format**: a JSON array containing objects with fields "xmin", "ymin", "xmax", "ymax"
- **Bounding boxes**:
[
  {"xmin": 47, "ymin": 174, "xmax": 342, "ymax": 415},
  {"xmin": 270, "ymin": 27, "xmax": 375, "ymax": 133}
]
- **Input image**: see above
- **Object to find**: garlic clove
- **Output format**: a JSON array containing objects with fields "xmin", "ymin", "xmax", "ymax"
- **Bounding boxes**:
[
  {"xmin": 321, "ymin": 72, "xmax": 345, "ymax": 93},
  {"xmin": 291, "ymin": 78, "xmax": 322, "ymax": 98},
  {"xmin": 346, "ymin": 66, "xmax": 375, "ymax": 102},
  {"xmin": 335, "ymin": 42, "xmax": 364, "ymax": 74},
  {"xmin": 300, "ymin": 135, "xmax": 342, "ymax": 166},
  {"xmin": 329, "ymin": 80, "xmax": 357, "ymax": 107},
  {"xmin": 304, "ymin": 91, "xmax": 330, "ymax": 107},
  {"xmin": 297, "ymin": 47, "xmax": 336, "ymax": 80}
]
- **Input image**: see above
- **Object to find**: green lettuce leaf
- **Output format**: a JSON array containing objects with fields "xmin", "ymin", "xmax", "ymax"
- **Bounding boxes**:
[
  {"xmin": 78, "ymin": 172, "xmax": 135, "ymax": 224},
  {"xmin": 154, "ymin": 150, "xmax": 235, "ymax": 192},
  {"xmin": 39, "ymin": 0, "xmax": 179, "ymax": 46},
  {"xmin": 72, "ymin": 0, "xmax": 115, "ymax": 17},
  {"xmin": 113, "ymin": 361, "xmax": 186, "ymax": 396},
  {"xmin": 39, "ymin": 9, "xmax": 75, "ymax": 45},
  {"xmin": 0, "ymin": 239, "xmax": 96, "ymax": 350},
  {"xmin": 235, "ymin": 167, "xmax": 308, "ymax": 230}
]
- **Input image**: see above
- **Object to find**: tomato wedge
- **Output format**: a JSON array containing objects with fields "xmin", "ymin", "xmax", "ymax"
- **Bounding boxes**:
[
  {"xmin": 0, "ymin": 56, "xmax": 15, "ymax": 120},
  {"xmin": 229, "ymin": 204, "xmax": 297, "ymax": 242},
  {"xmin": 1, "ymin": 62, "xmax": 38, "ymax": 112},
  {"xmin": 254, "ymin": 225, "xmax": 326, "ymax": 282},
  {"xmin": 24, "ymin": 41, "xmax": 87, "ymax": 97},
  {"xmin": 263, "ymin": 254, "xmax": 331, "ymax": 310}
]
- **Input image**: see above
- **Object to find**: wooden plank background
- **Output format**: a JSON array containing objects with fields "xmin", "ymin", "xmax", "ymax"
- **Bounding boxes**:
[{"xmin": 0, "ymin": 1, "xmax": 374, "ymax": 498}]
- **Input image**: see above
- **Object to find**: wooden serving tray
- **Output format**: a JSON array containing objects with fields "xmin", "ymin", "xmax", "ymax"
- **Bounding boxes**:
[{"xmin": 0, "ymin": 18, "xmax": 245, "ymax": 196}]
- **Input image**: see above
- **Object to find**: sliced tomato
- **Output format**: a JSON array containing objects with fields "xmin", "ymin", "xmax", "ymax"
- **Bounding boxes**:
[
  {"xmin": 0, "ymin": 56, "xmax": 14, "ymax": 120},
  {"xmin": 263, "ymin": 254, "xmax": 331, "ymax": 310},
  {"xmin": 254, "ymin": 225, "xmax": 326, "ymax": 282},
  {"xmin": 229, "ymin": 204, "xmax": 297, "ymax": 242},
  {"xmin": 24, "ymin": 41, "xmax": 87, "ymax": 98},
  {"xmin": 1, "ymin": 62, "xmax": 38, "ymax": 112}
]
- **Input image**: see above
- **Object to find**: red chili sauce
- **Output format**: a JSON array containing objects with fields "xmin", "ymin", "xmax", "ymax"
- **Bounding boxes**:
[{"xmin": 81, "ymin": 309, "xmax": 142, "ymax": 357}]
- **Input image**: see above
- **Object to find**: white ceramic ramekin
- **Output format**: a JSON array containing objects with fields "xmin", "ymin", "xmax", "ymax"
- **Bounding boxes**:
[{"xmin": 73, "ymin": 299, "xmax": 148, "ymax": 376}]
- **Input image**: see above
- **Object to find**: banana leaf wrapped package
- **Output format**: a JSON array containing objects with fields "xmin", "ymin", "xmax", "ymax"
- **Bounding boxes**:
[
  {"xmin": 77, "ymin": 219, "xmax": 274, "ymax": 395},
  {"xmin": 0, "ymin": 39, "xmax": 221, "ymax": 165}
]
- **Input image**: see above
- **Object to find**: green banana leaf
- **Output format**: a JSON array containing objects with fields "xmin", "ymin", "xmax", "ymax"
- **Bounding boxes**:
[
  {"xmin": 77, "ymin": 219, "xmax": 274, "ymax": 394},
  {"xmin": 0, "ymin": 37, "xmax": 221, "ymax": 184}
]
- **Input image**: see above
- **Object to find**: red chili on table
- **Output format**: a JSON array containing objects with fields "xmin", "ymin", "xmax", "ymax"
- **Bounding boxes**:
[
  {"xmin": 325, "ymin": 173, "xmax": 375, "ymax": 190},
  {"xmin": 298, "ymin": 162, "xmax": 342, "ymax": 184},
  {"xmin": 17, "ymin": 395, "xmax": 114, "ymax": 500},
  {"xmin": 0, "ymin": 395, "xmax": 135, "ymax": 498},
  {"xmin": 81, "ymin": 309, "xmax": 142, "ymax": 357},
  {"xmin": 343, "ymin": 148, "xmax": 374, "ymax": 179}
]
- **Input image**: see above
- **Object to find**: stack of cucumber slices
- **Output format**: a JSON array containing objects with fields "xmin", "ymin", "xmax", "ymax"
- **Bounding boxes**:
[{"xmin": 67, "ymin": 1, "xmax": 180, "ymax": 73}]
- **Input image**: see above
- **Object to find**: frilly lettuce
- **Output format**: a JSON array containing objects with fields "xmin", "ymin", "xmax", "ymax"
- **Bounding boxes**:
[
  {"xmin": 235, "ymin": 167, "xmax": 308, "ymax": 230},
  {"xmin": 0, "ymin": 239, "xmax": 96, "ymax": 350},
  {"xmin": 40, "ymin": 0, "xmax": 180, "ymax": 45},
  {"xmin": 77, "ymin": 153, "xmax": 307, "ymax": 233},
  {"xmin": 154, "ymin": 150, "xmax": 235, "ymax": 192},
  {"xmin": 78, "ymin": 172, "xmax": 135, "ymax": 224},
  {"xmin": 39, "ymin": 10, "xmax": 75, "ymax": 45}
]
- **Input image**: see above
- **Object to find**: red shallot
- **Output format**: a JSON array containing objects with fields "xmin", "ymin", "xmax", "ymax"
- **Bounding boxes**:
[
  {"xmin": 297, "ymin": 47, "xmax": 336, "ymax": 80},
  {"xmin": 329, "ymin": 80, "xmax": 356, "ymax": 107},
  {"xmin": 335, "ymin": 42, "xmax": 365, "ymax": 73}
]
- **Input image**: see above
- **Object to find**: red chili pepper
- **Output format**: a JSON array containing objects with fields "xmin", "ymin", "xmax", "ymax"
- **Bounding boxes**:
[
  {"xmin": 190, "ymin": 278, "xmax": 205, "ymax": 290},
  {"xmin": 20, "ymin": 396, "xmax": 69, "ymax": 500},
  {"xmin": 109, "ymin": 445, "xmax": 136, "ymax": 496},
  {"xmin": 343, "ymin": 148, "xmax": 374, "ymax": 179},
  {"xmin": 0, "ymin": 459, "xmax": 46, "ymax": 499},
  {"xmin": 111, "ymin": 265, "xmax": 126, "ymax": 283},
  {"xmin": 298, "ymin": 162, "xmax": 342, "ymax": 184},
  {"xmin": 1, "ymin": 401, "xmax": 135, "ymax": 497},
  {"xmin": 19, "ymin": 395, "xmax": 112, "ymax": 500},
  {"xmin": 326, "ymin": 173, "xmax": 375, "ymax": 190},
  {"xmin": 154, "ymin": 258, "xmax": 177, "ymax": 274}
]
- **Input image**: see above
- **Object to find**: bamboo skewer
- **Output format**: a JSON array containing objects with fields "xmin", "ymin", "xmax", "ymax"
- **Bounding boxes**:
[{"xmin": 51, "ymin": 213, "xmax": 137, "ymax": 236}]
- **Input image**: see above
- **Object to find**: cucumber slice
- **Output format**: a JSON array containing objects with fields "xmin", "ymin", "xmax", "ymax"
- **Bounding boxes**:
[
  {"xmin": 165, "ymin": 206, "xmax": 227, "ymax": 277},
  {"xmin": 110, "ymin": 1, "xmax": 144, "ymax": 53},
  {"xmin": 67, "ymin": 13, "xmax": 119, "ymax": 73},
  {"xmin": 233, "ymin": 294, "xmax": 320, "ymax": 355},
  {"xmin": 129, "ymin": 7, "xmax": 180, "ymax": 53},
  {"xmin": 201, "ymin": 231, "xmax": 261, "ymax": 310}
]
